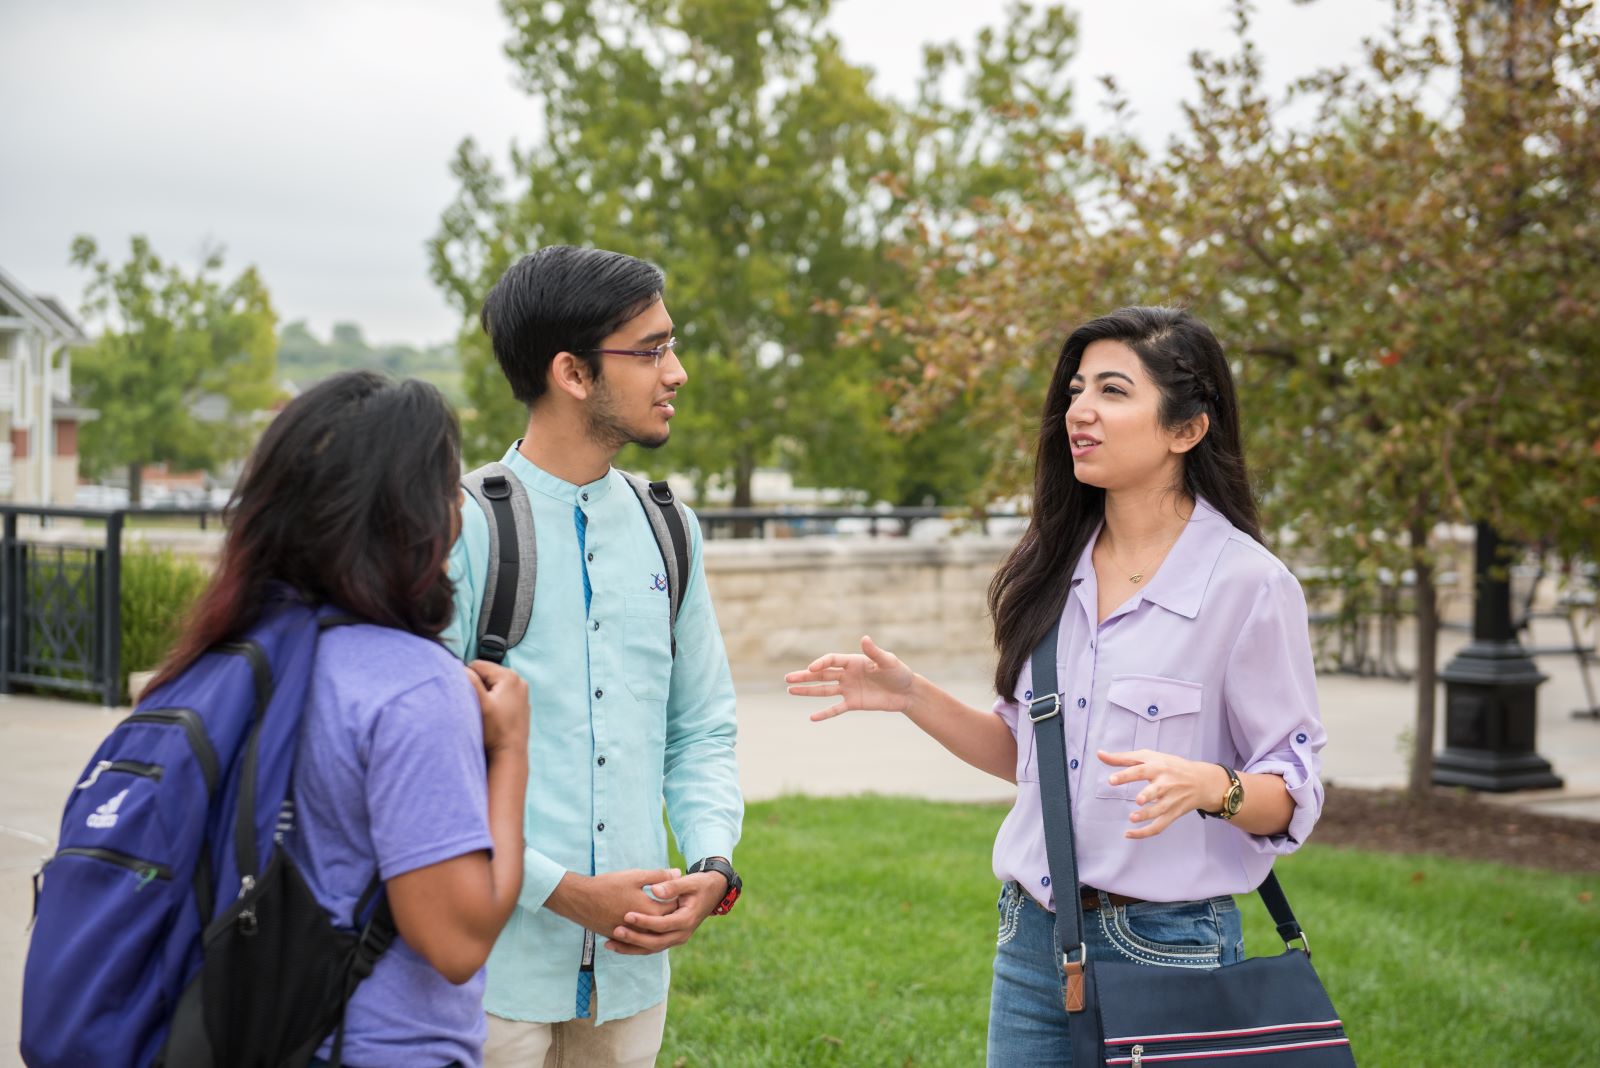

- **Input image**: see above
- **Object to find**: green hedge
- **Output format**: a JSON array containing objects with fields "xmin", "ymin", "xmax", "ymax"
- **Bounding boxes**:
[{"xmin": 119, "ymin": 547, "xmax": 212, "ymax": 695}]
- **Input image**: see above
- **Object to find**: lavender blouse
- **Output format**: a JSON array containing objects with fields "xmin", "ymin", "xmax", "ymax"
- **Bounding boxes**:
[{"xmin": 992, "ymin": 497, "xmax": 1326, "ymax": 909}]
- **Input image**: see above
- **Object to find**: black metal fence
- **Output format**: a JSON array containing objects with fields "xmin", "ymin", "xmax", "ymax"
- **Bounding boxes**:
[
  {"xmin": 696, "ymin": 506, "xmax": 1022, "ymax": 540},
  {"xmin": 0, "ymin": 505, "xmax": 220, "ymax": 706}
]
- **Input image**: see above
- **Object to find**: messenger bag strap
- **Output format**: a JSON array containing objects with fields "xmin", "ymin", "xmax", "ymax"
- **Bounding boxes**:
[{"xmin": 1026, "ymin": 620, "xmax": 1090, "ymax": 1012}]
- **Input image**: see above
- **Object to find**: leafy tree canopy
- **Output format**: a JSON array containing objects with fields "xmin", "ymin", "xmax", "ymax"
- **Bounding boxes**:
[
  {"xmin": 432, "ymin": 0, "xmax": 1077, "ymax": 506},
  {"xmin": 873, "ymin": 0, "xmax": 1600, "ymax": 789},
  {"xmin": 70, "ymin": 235, "xmax": 279, "ymax": 503},
  {"xmin": 277, "ymin": 320, "xmax": 463, "ymax": 404}
]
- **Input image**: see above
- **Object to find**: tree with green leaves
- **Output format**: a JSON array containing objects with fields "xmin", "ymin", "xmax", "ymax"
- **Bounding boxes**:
[
  {"xmin": 431, "ymin": 0, "xmax": 1078, "ymax": 508},
  {"xmin": 70, "ymin": 236, "xmax": 279, "ymax": 505},
  {"xmin": 875, "ymin": 0, "xmax": 1600, "ymax": 792}
]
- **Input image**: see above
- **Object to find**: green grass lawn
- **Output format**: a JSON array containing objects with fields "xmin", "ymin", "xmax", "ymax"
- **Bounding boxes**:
[{"xmin": 661, "ymin": 796, "xmax": 1600, "ymax": 1067}]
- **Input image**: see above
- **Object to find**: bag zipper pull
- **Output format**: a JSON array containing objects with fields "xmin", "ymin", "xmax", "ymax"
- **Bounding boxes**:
[
  {"xmin": 76, "ymin": 760, "xmax": 112, "ymax": 790},
  {"xmin": 28, "ymin": 864, "xmax": 44, "ymax": 931},
  {"xmin": 1131, "ymin": 1044, "xmax": 1144, "ymax": 1068},
  {"xmin": 237, "ymin": 874, "xmax": 259, "ymax": 935}
]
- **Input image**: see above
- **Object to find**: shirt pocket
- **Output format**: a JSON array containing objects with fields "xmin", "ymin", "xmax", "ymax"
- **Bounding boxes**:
[
  {"xmin": 1093, "ymin": 674, "xmax": 1204, "ymax": 801},
  {"xmin": 621, "ymin": 593, "xmax": 672, "ymax": 702}
]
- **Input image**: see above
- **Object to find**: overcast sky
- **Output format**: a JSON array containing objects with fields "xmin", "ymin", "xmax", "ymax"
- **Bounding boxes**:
[{"xmin": 0, "ymin": 0, "xmax": 1391, "ymax": 346}]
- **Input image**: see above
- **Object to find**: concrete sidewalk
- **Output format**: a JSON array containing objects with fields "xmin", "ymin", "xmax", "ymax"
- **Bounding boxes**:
[{"xmin": 4, "ymin": 618, "xmax": 1597, "ymax": 1059}]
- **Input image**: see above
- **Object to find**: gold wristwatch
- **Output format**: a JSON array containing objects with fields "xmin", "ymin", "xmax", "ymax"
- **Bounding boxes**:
[{"xmin": 1199, "ymin": 764, "xmax": 1244, "ymax": 820}]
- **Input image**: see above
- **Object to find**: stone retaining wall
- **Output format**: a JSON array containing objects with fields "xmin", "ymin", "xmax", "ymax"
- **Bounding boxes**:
[{"xmin": 702, "ymin": 537, "xmax": 1011, "ymax": 670}]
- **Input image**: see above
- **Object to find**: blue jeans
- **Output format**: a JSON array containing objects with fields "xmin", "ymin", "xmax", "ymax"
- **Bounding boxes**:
[{"xmin": 987, "ymin": 882, "xmax": 1245, "ymax": 1067}]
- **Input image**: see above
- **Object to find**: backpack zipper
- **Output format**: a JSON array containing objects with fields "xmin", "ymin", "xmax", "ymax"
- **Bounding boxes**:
[
  {"xmin": 125, "ymin": 708, "xmax": 219, "ymax": 794},
  {"xmin": 55, "ymin": 847, "xmax": 172, "ymax": 884},
  {"xmin": 76, "ymin": 759, "xmax": 163, "ymax": 790}
]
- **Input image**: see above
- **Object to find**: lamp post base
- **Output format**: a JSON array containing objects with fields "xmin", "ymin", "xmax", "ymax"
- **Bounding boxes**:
[{"xmin": 1433, "ymin": 640, "xmax": 1564, "ymax": 793}]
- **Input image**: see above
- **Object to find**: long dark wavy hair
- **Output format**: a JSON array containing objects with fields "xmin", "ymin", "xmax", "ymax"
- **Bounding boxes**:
[
  {"xmin": 988, "ymin": 307, "xmax": 1263, "ymax": 697},
  {"xmin": 150, "ymin": 371, "xmax": 461, "ymax": 689}
]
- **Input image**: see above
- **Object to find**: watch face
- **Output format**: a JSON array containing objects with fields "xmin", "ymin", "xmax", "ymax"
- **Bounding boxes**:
[{"xmin": 1224, "ymin": 781, "xmax": 1244, "ymax": 816}]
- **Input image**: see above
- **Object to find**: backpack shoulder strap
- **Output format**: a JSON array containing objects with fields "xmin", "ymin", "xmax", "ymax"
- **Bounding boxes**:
[
  {"xmin": 619, "ymin": 471, "xmax": 692, "ymax": 648},
  {"xmin": 461, "ymin": 461, "xmax": 537, "ymax": 664}
]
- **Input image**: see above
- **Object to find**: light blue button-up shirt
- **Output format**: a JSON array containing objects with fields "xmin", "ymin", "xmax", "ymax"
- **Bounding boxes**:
[{"xmin": 443, "ymin": 445, "xmax": 742, "ymax": 1024}]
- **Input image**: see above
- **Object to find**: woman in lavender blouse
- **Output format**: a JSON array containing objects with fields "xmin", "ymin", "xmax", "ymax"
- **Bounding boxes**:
[{"xmin": 787, "ymin": 307, "xmax": 1326, "ymax": 1064}]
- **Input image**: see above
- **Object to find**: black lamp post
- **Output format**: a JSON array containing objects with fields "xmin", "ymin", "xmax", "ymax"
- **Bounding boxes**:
[{"xmin": 1433, "ymin": 522, "xmax": 1564, "ymax": 791}]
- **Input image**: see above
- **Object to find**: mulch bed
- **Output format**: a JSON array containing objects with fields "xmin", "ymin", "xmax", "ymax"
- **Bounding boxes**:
[{"xmin": 1314, "ymin": 783, "xmax": 1600, "ymax": 875}]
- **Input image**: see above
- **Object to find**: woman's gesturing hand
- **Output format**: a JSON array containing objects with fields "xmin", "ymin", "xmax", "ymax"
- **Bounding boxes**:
[
  {"xmin": 785, "ymin": 635, "xmax": 917, "ymax": 721},
  {"xmin": 1099, "ymin": 749, "xmax": 1229, "ymax": 839}
]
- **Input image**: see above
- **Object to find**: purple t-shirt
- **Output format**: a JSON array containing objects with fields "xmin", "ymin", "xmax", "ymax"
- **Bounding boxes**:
[{"xmin": 284, "ymin": 624, "xmax": 493, "ymax": 1068}]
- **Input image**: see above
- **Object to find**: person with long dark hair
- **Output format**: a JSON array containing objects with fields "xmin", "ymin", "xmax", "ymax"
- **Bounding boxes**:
[
  {"xmin": 787, "ymin": 307, "xmax": 1326, "ymax": 1064},
  {"xmin": 150, "ymin": 370, "xmax": 530, "ymax": 1067}
]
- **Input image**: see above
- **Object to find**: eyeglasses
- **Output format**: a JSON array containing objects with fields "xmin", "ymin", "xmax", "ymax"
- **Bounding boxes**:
[{"xmin": 578, "ymin": 336, "xmax": 677, "ymax": 368}]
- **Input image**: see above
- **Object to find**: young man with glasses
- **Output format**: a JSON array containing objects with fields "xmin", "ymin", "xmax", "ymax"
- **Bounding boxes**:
[{"xmin": 444, "ymin": 245, "xmax": 743, "ymax": 1066}]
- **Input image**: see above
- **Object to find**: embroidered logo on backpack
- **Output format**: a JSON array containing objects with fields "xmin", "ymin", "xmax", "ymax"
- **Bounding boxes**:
[{"xmin": 85, "ymin": 789, "xmax": 129, "ymax": 830}]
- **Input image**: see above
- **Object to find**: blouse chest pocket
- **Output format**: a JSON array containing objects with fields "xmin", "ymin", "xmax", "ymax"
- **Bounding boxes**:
[
  {"xmin": 1093, "ymin": 675, "xmax": 1204, "ymax": 801},
  {"xmin": 621, "ymin": 593, "xmax": 672, "ymax": 702}
]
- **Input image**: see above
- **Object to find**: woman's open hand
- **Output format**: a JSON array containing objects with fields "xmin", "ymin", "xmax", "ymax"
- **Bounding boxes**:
[{"xmin": 785, "ymin": 636, "xmax": 917, "ymax": 721}]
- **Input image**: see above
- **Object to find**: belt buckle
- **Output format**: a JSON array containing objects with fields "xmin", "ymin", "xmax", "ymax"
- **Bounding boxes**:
[{"xmin": 1028, "ymin": 692, "xmax": 1062, "ymax": 723}]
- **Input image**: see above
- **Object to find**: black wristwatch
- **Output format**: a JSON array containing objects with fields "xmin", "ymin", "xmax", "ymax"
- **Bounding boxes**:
[
  {"xmin": 1198, "ymin": 764, "xmax": 1245, "ymax": 821},
  {"xmin": 687, "ymin": 856, "xmax": 742, "ymax": 915}
]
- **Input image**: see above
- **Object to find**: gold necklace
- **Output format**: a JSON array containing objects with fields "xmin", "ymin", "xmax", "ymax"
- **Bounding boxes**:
[{"xmin": 1101, "ymin": 529, "xmax": 1181, "ymax": 585}]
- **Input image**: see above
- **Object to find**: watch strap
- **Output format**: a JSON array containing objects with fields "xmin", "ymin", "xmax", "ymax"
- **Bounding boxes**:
[
  {"xmin": 1198, "ymin": 763, "xmax": 1241, "ymax": 819},
  {"xmin": 688, "ymin": 856, "xmax": 740, "ymax": 915}
]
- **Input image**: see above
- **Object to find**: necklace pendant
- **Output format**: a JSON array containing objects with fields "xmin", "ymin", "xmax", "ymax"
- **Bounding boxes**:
[{"xmin": 1130, "ymin": 572, "xmax": 1144, "ymax": 584}]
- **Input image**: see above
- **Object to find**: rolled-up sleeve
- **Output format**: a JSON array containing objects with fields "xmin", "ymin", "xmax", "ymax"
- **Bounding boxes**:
[
  {"xmin": 1222, "ymin": 567, "xmax": 1325, "ymax": 855},
  {"xmin": 662, "ymin": 513, "xmax": 743, "ymax": 866}
]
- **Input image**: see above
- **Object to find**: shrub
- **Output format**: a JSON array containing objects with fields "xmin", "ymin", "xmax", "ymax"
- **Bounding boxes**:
[{"xmin": 119, "ymin": 548, "xmax": 211, "ymax": 695}]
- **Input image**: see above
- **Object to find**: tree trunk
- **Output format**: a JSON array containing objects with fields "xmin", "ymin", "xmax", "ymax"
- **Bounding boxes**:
[
  {"xmin": 1408, "ymin": 521, "xmax": 1439, "ymax": 796},
  {"xmin": 732, "ymin": 447, "xmax": 757, "ymax": 539},
  {"xmin": 128, "ymin": 462, "xmax": 143, "ymax": 509}
]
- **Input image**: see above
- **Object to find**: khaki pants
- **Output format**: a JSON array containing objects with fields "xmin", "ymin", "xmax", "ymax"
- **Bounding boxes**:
[{"xmin": 483, "ymin": 998, "xmax": 668, "ymax": 1068}]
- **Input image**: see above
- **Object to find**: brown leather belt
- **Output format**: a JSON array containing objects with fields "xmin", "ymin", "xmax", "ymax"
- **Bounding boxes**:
[{"xmin": 1079, "ymin": 886, "xmax": 1143, "ymax": 911}]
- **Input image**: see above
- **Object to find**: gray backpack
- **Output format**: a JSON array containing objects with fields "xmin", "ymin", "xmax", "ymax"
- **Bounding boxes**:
[{"xmin": 460, "ymin": 462, "xmax": 692, "ymax": 663}]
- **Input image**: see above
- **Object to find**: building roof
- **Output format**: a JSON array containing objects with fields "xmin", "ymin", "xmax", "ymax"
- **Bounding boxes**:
[{"xmin": 0, "ymin": 265, "xmax": 88, "ymax": 345}]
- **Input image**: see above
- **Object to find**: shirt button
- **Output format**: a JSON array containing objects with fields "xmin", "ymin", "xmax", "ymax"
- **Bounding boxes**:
[
  {"xmin": 1147, "ymin": 705, "xmax": 1159, "ymax": 717},
  {"xmin": 596, "ymin": 822, "xmax": 605, "ymax": 832},
  {"xmin": 582, "ymin": 492, "xmax": 590, "ymax": 502},
  {"xmin": 1024, "ymin": 689, "xmax": 1033, "ymax": 701},
  {"xmin": 587, "ymin": 552, "xmax": 595, "ymax": 562},
  {"xmin": 597, "ymin": 756, "xmax": 606, "ymax": 766},
  {"xmin": 1296, "ymin": 732, "xmax": 1308, "ymax": 744},
  {"xmin": 1076, "ymin": 697, "xmax": 1086, "ymax": 709},
  {"xmin": 592, "ymin": 621, "xmax": 600, "ymax": 631},
  {"xmin": 1041, "ymin": 875, "xmax": 1051, "ymax": 887},
  {"xmin": 594, "ymin": 688, "xmax": 603, "ymax": 699},
  {"xmin": 1069, "ymin": 758, "xmax": 1079, "ymax": 770}
]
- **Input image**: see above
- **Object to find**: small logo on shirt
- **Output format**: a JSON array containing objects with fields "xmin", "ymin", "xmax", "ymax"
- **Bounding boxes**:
[
  {"xmin": 86, "ymin": 789, "xmax": 129, "ymax": 830},
  {"xmin": 649, "ymin": 573, "xmax": 668, "ymax": 592}
]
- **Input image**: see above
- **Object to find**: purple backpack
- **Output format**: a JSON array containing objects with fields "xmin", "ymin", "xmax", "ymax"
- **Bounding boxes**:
[{"xmin": 22, "ymin": 597, "xmax": 393, "ymax": 1068}]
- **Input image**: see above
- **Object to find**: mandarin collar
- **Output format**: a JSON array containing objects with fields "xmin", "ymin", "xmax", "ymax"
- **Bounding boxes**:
[{"xmin": 500, "ymin": 441, "xmax": 614, "ymax": 506}]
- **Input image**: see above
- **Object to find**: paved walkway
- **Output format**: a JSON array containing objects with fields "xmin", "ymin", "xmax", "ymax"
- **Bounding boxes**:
[{"xmin": 3, "ymin": 619, "xmax": 1597, "ymax": 1058}]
